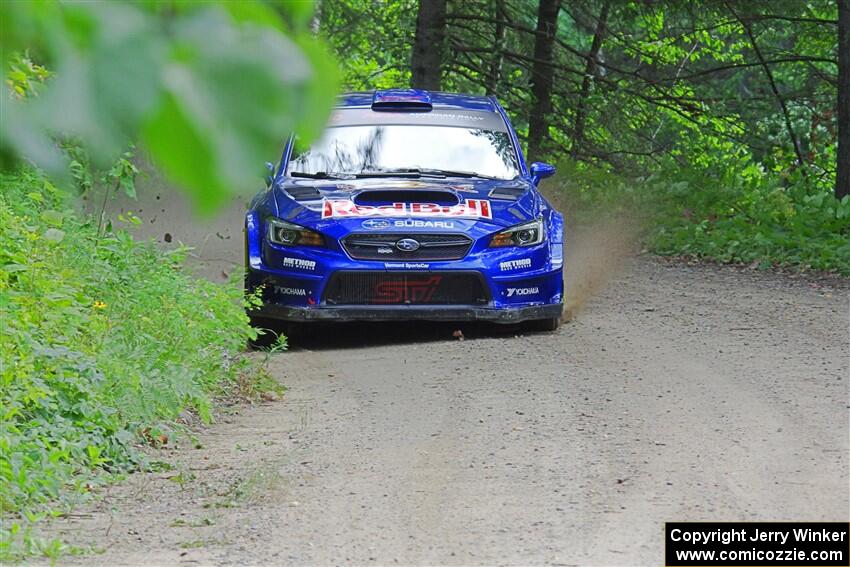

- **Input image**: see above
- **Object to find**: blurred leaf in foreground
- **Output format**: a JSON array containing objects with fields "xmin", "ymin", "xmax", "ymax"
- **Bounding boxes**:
[{"xmin": 0, "ymin": 0, "xmax": 338, "ymax": 214}]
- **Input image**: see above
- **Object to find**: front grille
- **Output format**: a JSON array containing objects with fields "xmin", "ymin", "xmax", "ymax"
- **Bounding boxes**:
[
  {"xmin": 342, "ymin": 233, "xmax": 473, "ymax": 261},
  {"xmin": 323, "ymin": 271, "xmax": 489, "ymax": 305}
]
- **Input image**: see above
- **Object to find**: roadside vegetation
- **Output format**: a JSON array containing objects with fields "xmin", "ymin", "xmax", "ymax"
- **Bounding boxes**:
[
  {"xmin": 0, "ymin": 168, "xmax": 275, "ymax": 560},
  {"xmin": 553, "ymin": 158, "xmax": 850, "ymax": 275},
  {"xmin": 2, "ymin": 2, "xmax": 328, "ymax": 560}
]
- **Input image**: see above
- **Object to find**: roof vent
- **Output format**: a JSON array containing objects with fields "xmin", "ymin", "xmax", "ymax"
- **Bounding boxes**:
[{"xmin": 371, "ymin": 89, "xmax": 432, "ymax": 111}]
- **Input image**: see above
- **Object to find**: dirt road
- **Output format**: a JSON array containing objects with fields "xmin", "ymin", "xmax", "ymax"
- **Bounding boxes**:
[{"xmin": 47, "ymin": 256, "xmax": 848, "ymax": 566}]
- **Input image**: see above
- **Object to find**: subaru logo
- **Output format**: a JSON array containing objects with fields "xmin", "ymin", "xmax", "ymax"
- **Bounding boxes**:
[
  {"xmin": 361, "ymin": 219, "xmax": 390, "ymax": 230},
  {"xmin": 395, "ymin": 238, "xmax": 421, "ymax": 252}
]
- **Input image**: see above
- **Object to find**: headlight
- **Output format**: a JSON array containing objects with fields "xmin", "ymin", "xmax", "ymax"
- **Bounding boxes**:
[
  {"xmin": 267, "ymin": 218, "xmax": 324, "ymax": 247},
  {"xmin": 489, "ymin": 218, "xmax": 545, "ymax": 247}
]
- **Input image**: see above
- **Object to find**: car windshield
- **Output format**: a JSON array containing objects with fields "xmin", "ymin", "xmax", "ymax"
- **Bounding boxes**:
[{"xmin": 287, "ymin": 125, "xmax": 520, "ymax": 180}]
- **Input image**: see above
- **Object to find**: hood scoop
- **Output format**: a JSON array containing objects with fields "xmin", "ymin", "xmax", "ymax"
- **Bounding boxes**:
[
  {"xmin": 286, "ymin": 185, "xmax": 322, "ymax": 201},
  {"xmin": 353, "ymin": 189, "xmax": 459, "ymax": 206},
  {"xmin": 489, "ymin": 185, "xmax": 527, "ymax": 201}
]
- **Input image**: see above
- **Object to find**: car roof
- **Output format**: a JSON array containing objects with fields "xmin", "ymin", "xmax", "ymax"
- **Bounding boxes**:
[{"xmin": 338, "ymin": 90, "xmax": 499, "ymax": 112}]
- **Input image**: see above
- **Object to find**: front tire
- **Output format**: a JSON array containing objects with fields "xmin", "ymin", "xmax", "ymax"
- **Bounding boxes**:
[{"xmin": 525, "ymin": 316, "xmax": 561, "ymax": 333}]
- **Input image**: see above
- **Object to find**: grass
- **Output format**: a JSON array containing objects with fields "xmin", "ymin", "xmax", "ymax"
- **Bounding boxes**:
[
  {"xmin": 550, "ymin": 159, "xmax": 850, "ymax": 276},
  {"xmin": 0, "ymin": 168, "xmax": 274, "ymax": 560}
]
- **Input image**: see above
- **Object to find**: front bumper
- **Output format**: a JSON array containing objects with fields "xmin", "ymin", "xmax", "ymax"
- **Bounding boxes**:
[
  {"xmin": 246, "ymin": 266, "xmax": 564, "ymax": 324},
  {"xmin": 250, "ymin": 302, "xmax": 563, "ymax": 323},
  {"xmin": 245, "ymin": 211, "xmax": 565, "ymax": 324}
]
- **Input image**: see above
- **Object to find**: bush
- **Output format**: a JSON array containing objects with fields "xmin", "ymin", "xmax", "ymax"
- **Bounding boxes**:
[
  {"xmin": 0, "ymin": 169, "xmax": 264, "ymax": 558},
  {"xmin": 551, "ymin": 159, "xmax": 850, "ymax": 275}
]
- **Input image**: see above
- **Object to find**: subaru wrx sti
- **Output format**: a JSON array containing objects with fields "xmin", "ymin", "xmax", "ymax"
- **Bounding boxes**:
[{"xmin": 245, "ymin": 89, "xmax": 564, "ymax": 337}]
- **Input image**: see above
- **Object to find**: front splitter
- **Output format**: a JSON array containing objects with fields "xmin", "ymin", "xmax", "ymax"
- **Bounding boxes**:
[{"xmin": 250, "ymin": 303, "xmax": 563, "ymax": 323}]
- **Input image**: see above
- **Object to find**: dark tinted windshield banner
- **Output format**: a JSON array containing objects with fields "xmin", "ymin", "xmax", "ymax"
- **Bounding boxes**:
[{"xmin": 327, "ymin": 109, "xmax": 509, "ymax": 131}]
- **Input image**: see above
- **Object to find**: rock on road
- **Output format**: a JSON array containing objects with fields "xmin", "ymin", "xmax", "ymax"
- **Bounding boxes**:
[{"xmin": 47, "ymin": 257, "xmax": 849, "ymax": 566}]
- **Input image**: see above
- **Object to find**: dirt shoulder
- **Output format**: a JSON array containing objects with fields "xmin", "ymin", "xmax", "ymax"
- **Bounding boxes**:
[{"xmin": 42, "ymin": 256, "xmax": 849, "ymax": 566}]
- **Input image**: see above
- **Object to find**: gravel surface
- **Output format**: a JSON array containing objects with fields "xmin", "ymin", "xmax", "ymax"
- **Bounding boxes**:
[{"xmin": 43, "ymin": 256, "xmax": 849, "ymax": 566}]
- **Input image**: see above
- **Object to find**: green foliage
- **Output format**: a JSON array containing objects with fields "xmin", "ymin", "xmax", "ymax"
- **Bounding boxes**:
[
  {"xmin": 0, "ymin": 169, "xmax": 266, "ymax": 560},
  {"xmin": 4, "ymin": 51, "xmax": 50, "ymax": 99},
  {"xmin": 387, "ymin": 0, "xmax": 838, "ymax": 196},
  {"xmin": 1, "ymin": 0, "xmax": 338, "ymax": 214},
  {"xmin": 61, "ymin": 142, "xmax": 139, "ymax": 200},
  {"xmin": 8, "ymin": 51, "xmax": 141, "ymax": 204},
  {"xmin": 554, "ymin": 158, "xmax": 850, "ymax": 275},
  {"xmin": 318, "ymin": 0, "xmax": 417, "ymax": 90}
]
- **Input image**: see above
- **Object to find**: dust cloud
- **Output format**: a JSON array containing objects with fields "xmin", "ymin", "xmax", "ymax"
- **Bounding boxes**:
[
  {"xmin": 562, "ymin": 218, "xmax": 641, "ymax": 316},
  {"xmin": 544, "ymin": 187, "xmax": 643, "ymax": 318}
]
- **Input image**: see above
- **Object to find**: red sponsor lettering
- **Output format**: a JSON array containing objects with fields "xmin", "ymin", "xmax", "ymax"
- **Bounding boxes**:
[
  {"xmin": 321, "ymin": 199, "xmax": 492, "ymax": 219},
  {"xmin": 410, "ymin": 202, "xmax": 443, "ymax": 215},
  {"xmin": 373, "ymin": 276, "xmax": 443, "ymax": 304}
]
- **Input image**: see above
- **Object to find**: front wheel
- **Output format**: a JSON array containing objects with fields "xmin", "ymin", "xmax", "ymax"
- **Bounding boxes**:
[{"xmin": 525, "ymin": 316, "xmax": 561, "ymax": 333}]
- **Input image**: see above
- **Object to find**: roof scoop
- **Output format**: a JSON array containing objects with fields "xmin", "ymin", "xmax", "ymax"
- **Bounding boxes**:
[{"xmin": 371, "ymin": 89, "xmax": 433, "ymax": 111}]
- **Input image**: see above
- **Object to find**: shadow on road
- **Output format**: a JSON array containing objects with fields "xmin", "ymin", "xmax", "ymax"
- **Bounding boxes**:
[{"xmin": 282, "ymin": 320, "xmax": 541, "ymax": 351}]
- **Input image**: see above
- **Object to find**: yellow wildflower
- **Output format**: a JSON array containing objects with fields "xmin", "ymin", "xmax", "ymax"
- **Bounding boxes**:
[{"xmin": 93, "ymin": 300, "xmax": 107, "ymax": 310}]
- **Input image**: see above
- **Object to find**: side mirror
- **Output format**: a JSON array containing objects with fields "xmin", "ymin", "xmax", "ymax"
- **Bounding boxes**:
[
  {"xmin": 530, "ymin": 162, "xmax": 556, "ymax": 183},
  {"xmin": 264, "ymin": 162, "xmax": 275, "ymax": 188}
]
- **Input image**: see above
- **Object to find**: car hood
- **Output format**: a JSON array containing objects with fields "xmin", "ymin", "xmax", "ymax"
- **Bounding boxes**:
[{"xmin": 272, "ymin": 177, "xmax": 540, "ymax": 232}]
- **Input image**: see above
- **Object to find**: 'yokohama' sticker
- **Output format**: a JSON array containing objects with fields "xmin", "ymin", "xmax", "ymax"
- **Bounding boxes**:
[{"xmin": 322, "ymin": 199, "xmax": 492, "ymax": 219}]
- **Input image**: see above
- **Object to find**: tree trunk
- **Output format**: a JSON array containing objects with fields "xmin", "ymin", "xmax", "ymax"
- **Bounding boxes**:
[
  {"xmin": 486, "ymin": 0, "xmax": 507, "ymax": 95},
  {"xmin": 527, "ymin": 0, "xmax": 561, "ymax": 160},
  {"xmin": 310, "ymin": 0, "xmax": 322, "ymax": 36},
  {"xmin": 838, "ymin": 0, "xmax": 850, "ymax": 199},
  {"xmin": 571, "ymin": 2, "xmax": 609, "ymax": 158},
  {"xmin": 411, "ymin": 0, "xmax": 447, "ymax": 90}
]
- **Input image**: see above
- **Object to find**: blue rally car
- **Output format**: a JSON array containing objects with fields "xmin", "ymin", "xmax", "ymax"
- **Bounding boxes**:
[{"xmin": 245, "ymin": 89, "xmax": 564, "ymax": 339}]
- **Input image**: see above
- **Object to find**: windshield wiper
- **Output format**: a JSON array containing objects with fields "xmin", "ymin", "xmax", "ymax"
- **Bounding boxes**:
[
  {"xmin": 356, "ymin": 167, "xmax": 499, "ymax": 180},
  {"xmin": 290, "ymin": 171, "xmax": 355, "ymax": 180},
  {"xmin": 355, "ymin": 168, "xmax": 443, "ymax": 179},
  {"xmin": 413, "ymin": 168, "xmax": 500, "ymax": 179}
]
